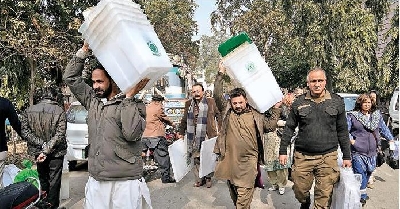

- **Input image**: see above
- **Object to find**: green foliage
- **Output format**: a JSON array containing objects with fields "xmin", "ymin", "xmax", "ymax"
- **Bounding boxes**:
[
  {"xmin": 0, "ymin": 0, "xmax": 98, "ymax": 106},
  {"xmin": 0, "ymin": 0, "xmax": 200, "ymax": 107},
  {"xmin": 212, "ymin": 0, "xmax": 398, "ymax": 98},
  {"xmin": 375, "ymin": 6, "xmax": 399, "ymax": 97},
  {"xmin": 141, "ymin": 0, "xmax": 199, "ymax": 69},
  {"xmin": 196, "ymin": 33, "xmax": 229, "ymax": 83}
]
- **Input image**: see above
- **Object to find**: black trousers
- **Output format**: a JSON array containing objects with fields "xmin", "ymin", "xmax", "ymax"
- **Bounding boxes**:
[
  {"xmin": 153, "ymin": 137, "xmax": 173, "ymax": 181},
  {"xmin": 36, "ymin": 155, "xmax": 64, "ymax": 209}
]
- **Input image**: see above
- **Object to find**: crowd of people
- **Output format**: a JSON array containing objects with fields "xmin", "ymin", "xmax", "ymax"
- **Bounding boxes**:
[{"xmin": 0, "ymin": 42, "xmax": 396, "ymax": 209}]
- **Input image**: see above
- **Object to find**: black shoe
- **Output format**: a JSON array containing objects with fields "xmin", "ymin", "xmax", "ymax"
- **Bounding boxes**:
[
  {"xmin": 300, "ymin": 202, "xmax": 311, "ymax": 209},
  {"xmin": 300, "ymin": 197, "xmax": 311, "ymax": 209},
  {"xmin": 162, "ymin": 178, "xmax": 176, "ymax": 183},
  {"xmin": 360, "ymin": 198, "xmax": 367, "ymax": 207}
]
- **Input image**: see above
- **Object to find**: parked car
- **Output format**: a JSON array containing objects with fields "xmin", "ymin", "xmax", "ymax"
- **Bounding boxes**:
[
  {"xmin": 65, "ymin": 101, "xmax": 88, "ymax": 170},
  {"xmin": 337, "ymin": 93, "xmax": 359, "ymax": 112}
]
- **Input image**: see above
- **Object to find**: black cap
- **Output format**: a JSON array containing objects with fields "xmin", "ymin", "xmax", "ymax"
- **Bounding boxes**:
[{"xmin": 152, "ymin": 95, "xmax": 164, "ymax": 101}]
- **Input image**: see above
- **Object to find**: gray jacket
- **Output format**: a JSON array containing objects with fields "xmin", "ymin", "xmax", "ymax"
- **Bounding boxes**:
[
  {"xmin": 63, "ymin": 52, "xmax": 146, "ymax": 181},
  {"xmin": 21, "ymin": 99, "xmax": 67, "ymax": 157}
]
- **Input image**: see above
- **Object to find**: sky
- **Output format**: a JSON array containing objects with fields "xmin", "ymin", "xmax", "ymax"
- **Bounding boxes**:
[{"xmin": 193, "ymin": 0, "xmax": 216, "ymax": 40}]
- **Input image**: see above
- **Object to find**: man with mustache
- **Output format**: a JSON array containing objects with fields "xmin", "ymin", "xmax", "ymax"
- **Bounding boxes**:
[
  {"xmin": 177, "ymin": 83, "xmax": 221, "ymax": 188},
  {"xmin": 63, "ymin": 43, "xmax": 152, "ymax": 209},
  {"xmin": 212, "ymin": 63, "xmax": 282, "ymax": 208},
  {"xmin": 279, "ymin": 67, "xmax": 352, "ymax": 209}
]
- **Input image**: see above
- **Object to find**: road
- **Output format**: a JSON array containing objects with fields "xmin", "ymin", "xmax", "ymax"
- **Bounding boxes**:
[{"xmin": 60, "ymin": 163, "xmax": 398, "ymax": 209}]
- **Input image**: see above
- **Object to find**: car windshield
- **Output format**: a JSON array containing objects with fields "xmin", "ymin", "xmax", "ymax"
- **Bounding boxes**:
[
  {"xmin": 343, "ymin": 97, "xmax": 357, "ymax": 112},
  {"xmin": 67, "ymin": 105, "xmax": 88, "ymax": 124}
]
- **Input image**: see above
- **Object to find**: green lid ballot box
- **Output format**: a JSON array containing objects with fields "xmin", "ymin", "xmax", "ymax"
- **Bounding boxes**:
[{"xmin": 218, "ymin": 32, "xmax": 283, "ymax": 113}]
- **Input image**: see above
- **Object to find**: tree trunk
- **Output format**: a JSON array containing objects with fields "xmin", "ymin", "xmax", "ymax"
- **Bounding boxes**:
[{"xmin": 27, "ymin": 58, "xmax": 36, "ymax": 106}]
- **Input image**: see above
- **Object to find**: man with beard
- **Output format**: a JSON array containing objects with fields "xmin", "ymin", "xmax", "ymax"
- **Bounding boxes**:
[
  {"xmin": 213, "ymin": 64, "xmax": 282, "ymax": 208},
  {"xmin": 177, "ymin": 83, "xmax": 221, "ymax": 188},
  {"xmin": 279, "ymin": 67, "xmax": 352, "ymax": 209},
  {"xmin": 63, "ymin": 43, "xmax": 152, "ymax": 209}
]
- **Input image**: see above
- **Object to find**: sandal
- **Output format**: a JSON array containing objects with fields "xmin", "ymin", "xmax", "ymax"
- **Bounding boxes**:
[
  {"xmin": 193, "ymin": 182, "xmax": 202, "ymax": 187},
  {"xmin": 194, "ymin": 178, "xmax": 206, "ymax": 187}
]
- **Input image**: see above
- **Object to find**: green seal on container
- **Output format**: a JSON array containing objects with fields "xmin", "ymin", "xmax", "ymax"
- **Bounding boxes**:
[
  {"xmin": 218, "ymin": 32, "xmax": 252, "ymax": 57},
  {"xmin": 246, "ymin": 62, "xmax": 256, "ymax": 73},
  {"xmin": 147, "ymin": 41, "xmax": 161, "ymax": 56}
]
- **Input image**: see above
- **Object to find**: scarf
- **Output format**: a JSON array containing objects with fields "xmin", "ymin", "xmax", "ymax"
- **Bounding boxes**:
[
  {"xmin": 187, "ymin": 96, "xmax": 208, "ymax": 152},
  {"xmin": 349, "ymin": 110, "xmax": 381, "ymax": 131}
]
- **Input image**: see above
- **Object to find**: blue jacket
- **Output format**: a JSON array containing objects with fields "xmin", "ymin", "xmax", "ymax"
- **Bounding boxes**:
[
  {"xmin": 0, "ymin": 97, "xmax": 21, "ymax": 152},
  {"xmin": 347, "ymin": 112, "xmax": 393, "ymax": 157}
]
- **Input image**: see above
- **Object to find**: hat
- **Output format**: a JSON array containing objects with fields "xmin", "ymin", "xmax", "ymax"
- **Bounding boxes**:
[{"xmin": 152, "ymin": 95, "xmax": 164, "ymax": 101}]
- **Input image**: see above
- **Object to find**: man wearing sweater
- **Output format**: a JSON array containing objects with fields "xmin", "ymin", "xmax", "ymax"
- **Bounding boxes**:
[{"xmin": 279, "ymin": 67, "xmax": 352, "ymax": 209}]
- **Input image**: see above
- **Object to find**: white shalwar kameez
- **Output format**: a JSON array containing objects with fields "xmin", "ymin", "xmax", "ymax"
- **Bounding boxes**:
[{"xmin": 84, "ymin": 176, "xmax": 152, "ymax": 209}]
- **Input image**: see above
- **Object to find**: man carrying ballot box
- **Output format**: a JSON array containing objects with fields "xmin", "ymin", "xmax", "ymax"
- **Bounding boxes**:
[
  {"xmin": 64, "ymin": 42, "xmax": 152, "ymax": 209},
  {"xmin": 213, "ymin": 63, "xmax": 282, "ymax": 208},
  {"xmin": 177, "ymin": 82, "xmax": 221, "ymax": 188}
]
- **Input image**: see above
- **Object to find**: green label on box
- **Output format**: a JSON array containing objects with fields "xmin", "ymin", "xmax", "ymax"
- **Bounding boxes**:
[
  {"xmin": 246, "ymin": 62, "xmax": 256, "ymax": 73},
  {"xmin": 147, "ymin": 41, "xmax": 161, "ymax": 56}
]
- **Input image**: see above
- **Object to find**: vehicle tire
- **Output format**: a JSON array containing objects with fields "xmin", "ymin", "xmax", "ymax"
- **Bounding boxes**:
[{"xmin": 68, "ymin": 160, "xmax": 77, "ymax": 171}]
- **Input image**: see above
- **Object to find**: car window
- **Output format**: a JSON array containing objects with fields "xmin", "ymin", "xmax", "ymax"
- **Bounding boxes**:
[
  {"xmin": 343, "ymin": 97, "xmax": 357, "ymax": 112},
  {"xmin": 67, "ymin": 105, "xmax": 88, "ymax": 124}
]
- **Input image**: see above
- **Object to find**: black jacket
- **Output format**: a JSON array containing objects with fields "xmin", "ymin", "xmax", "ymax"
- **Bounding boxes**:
[
  {"xmin": 20, "ymin": 99, "xmax": 67, "ymax": 157},
  {"xmin": 0, "ymin": 97, "xmax": 21, "ymax": 152},
  {"xmin": 280, "ymin": 91, "xmax": 351, "ymax": 160}
]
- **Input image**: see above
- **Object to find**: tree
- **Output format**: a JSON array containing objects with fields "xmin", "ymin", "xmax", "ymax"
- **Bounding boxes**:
[
  {"xmin": 375, "ymin": 6, "xmax": 399, "ymax": 97},
  {"xmin": 140, "ymin": 0, "xmax": 200, "ymax": 69},
  {"xmin": 195, "ymin": 33, "xmax": 229, "ymax": 84},
  {"xmin": 211, "ymin": 0, "xmax": 398, "ymax": 96},
  {"xmin": 0, "ymin": 0, "xmax": 98, "ymax": 106}
]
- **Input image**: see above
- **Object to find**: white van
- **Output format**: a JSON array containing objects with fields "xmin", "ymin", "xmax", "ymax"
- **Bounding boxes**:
[
  {"xmin": 389, "ymin": 87, "xmax": 399, "ymax": 136},
  {"xmin": 65, "ymin": 101, "xmax": 88, "ymax": 170}
]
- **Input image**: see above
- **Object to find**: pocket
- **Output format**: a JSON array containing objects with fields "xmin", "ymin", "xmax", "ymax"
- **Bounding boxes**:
[
  {"xmin": 325, "ymin": 106, "xmax": 338, "ymax": 116},
  {"xmin": 330, "ymin": 166, "xmax": 340, "ymax": 184},
  {"xmin": 239, "ymin": 156, "xmax": 249, "ymax": 162},
  {"xmin": 114, "ymin": 145, "xmax": 138, "ymax": 164},
  {"xmin": 298, "ymin": 107, "xmax": 311, "ymax": 117}
]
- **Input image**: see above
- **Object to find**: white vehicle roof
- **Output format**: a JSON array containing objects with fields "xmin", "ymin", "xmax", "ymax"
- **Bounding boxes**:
[
  {"xmin": 70, "ymin": 101, "xmax": 82, "ymax": 106},
  {"xmin": 389, "ymin": 87, "xmax": 399, "ymax": 122},
  {"xmin": 337, "ymin": 93, "xmax": 359, "ymax": 98}
]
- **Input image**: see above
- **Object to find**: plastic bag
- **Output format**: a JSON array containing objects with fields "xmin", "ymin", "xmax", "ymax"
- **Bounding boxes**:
[
  {"xmin": 13, "ymin": 160, "xmax": 39, "ymax": 189},
  {"xmin": 331, "ymin": 167, "xmax": 361, "ymax": 209},
  {"xmin": 337, "ymin": 148, "xmax": 343, "ymax": 167},
  {"xmin": 168, "ymin": 136, "xmax": 193, "ymax": 182},
  {"xmin": 254, "ymin": 164, "xmax": 267, "ymax": 189},
  {"xmin": 199, "ymin": 137, "xmax": 217, "ymax": 178},
  {"xmin": 2, "ymin": 164, "xmax": 20, "ymax": 187}
]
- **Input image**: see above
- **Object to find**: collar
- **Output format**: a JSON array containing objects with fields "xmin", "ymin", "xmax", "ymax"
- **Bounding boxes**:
[
  {"xmin": 97, "ymin": 92, "xmax": 125, "ymax": 105},
  {"xmin": 305, "ymin": 90, "xmax": 331, "ymax": 103},
  {"xmin": 40, "ymin": 99, "xmax": 58, "ymax": 105}
]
